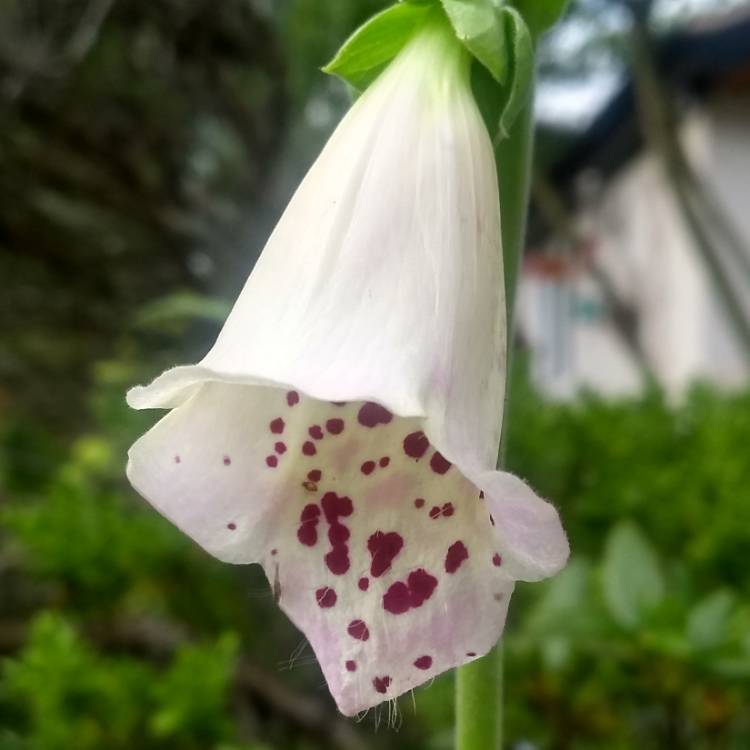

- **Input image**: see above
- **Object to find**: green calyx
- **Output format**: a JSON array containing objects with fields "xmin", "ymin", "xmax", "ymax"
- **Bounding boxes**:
[{"xmin": 322, "ymin": 0, "xmax": 569, "ymax": 141}]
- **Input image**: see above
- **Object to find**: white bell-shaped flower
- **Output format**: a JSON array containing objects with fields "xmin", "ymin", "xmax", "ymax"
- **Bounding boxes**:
[{"xmin": 127, "ymin": 17, "xmax": 568, "ymax": 716}]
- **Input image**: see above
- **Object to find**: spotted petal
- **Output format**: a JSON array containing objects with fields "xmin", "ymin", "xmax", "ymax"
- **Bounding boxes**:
[{"xmin": 127, "ymin": 20, "xmax": 568, "ymax": 716}]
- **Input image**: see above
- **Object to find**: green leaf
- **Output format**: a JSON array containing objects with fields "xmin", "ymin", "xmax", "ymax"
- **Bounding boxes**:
[
  {"xmin": 135, "ymin": 291, "xmax": 231, "ymax": 329},
  {"xmin": 496, "ymin": 7, "xmax": 533, "ymax": 140},
  {"xmin": 513, "ymin": 0, "xmax": 570, "ymax": 40},
  {"xmin": 601, "ymin": 521, "xmax": 665, "ymax": 630},
  {"xmin": 322, "ymin": 2, "xmax": 433, "ymax": 90},
  {"xmin": 687, "ymin": 590, "xmax": 735, "ymax": 650},
  {"xmin": 440, "ymin": 0, "xmax": 507, "ymax": 83},
  {"xmin": 526, "ymin": 558, "xmax": 592, "ymax": 635}
]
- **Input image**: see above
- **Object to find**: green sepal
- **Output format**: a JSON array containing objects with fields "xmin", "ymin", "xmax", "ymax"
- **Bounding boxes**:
[
  {"xmin": 439, "ymin": 0, "xmax": 508, "ymax": 84},
  {"xmin": 495, "ymin": 7, "xmax": 533, "ymax": 141},
  {"xmin": 513, "ymin": 0, "xmax": 570, "ymax": 40},
  {"xmin": 322, "ymin": 2, "xmax": 434, "ymax": 91}
]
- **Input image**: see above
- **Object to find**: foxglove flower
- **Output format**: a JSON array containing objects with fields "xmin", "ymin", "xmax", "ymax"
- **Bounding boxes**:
[{"xmin": 127, "ymin": 18, "xmax": 568, "ymax": 716}]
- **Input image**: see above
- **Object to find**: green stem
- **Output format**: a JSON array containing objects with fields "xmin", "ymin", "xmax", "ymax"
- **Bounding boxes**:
[{"xmin": 454, "ymin": 91, "xmax": 535, "ymax": 750}]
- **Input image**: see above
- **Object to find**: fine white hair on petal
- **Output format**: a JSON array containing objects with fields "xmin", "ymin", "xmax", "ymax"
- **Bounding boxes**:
[
  {"xmin": 126, "ymin": 18, "xmax": 568, "ymax": 715},
  {"xmin": 128, "ymin": 385, "xmax": 517, "ymax": 716}
]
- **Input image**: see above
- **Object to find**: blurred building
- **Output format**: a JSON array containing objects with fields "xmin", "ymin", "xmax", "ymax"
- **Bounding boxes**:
[{"xmin": 522, "ymin": 6, "xmax": 750, "ymax": 399}]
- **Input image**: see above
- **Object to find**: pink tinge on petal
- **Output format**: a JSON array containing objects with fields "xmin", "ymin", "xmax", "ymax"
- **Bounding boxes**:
[
  {"xmin": 479, "ymin": 471, "xmax": 569, "ymax": 582},
  {"xmin": 126, "ymin": 387, "xmax": 526, "ymax": 716}
]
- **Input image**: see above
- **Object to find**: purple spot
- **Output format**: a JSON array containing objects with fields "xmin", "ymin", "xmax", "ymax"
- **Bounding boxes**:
[
  {"xmin": 302, "ymin": 441, "xmax": 316, "ymax": 456},
  {"xmin": 357, "ymin": 402, "xmax": 393, "ymax": 428},
  {"xmin": 316, "ymin": 586, "xmax": 337, "ymax": 608},
  {"xmin": 368, "ymin": 531, "xmax": 404, "ymax": 577},
  {"xmin": 373, "ymin": 675, "xmax": 392, "ymax": 694},
  {"xmin": 403, "ymin": 430, "xmax": 429, "ymax": 459},
  {"xmin": 430, "ymin": 451, "xmax": 452, "ymax": 475},
  {"xmin": 445, "ymin": 541, "xmax": 469, "ymax": 574},
  {"xmin": 414, "ymin": 655, "xmax": 433, "ymax": 670},
  {"xmin": 347, "ymin": 619, "xmax": 370, "ymax": 641},
  {"xmin": 325, "ymin": 545, "xmax": 350, "ymax": 575},
  {"xmin": 326, "ymin": 418, "xmax": 345, "ymax": 435}
]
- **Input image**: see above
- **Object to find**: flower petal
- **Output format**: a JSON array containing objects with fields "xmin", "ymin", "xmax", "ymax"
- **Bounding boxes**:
[
  {"xmin": 476, "ymin": 471, "xmax": 569, "ymax": 582},
  {"xmin": 127, "ymin": 22, "xmax": 505, "ymax": 471},
  {"xmin": 126, "ymin": 22, "xmax": 569, "ymax": 714},
  {"xmin": 128, "ymin": 385, "xmax": 517, "ymax": 715}
]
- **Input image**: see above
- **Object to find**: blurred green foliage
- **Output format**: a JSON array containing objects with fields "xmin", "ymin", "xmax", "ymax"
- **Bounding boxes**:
[
  {"xmin": 2, "ymin": 1, "xmax": 749, "ymax": 749},
  {"xmin": 2, "ymin": 359, "xmax": 749, "ymax": 749}
]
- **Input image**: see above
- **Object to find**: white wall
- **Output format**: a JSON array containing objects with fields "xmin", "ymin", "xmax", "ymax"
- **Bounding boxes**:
[{"xmin": 519, "ymin": 100, "xmax": 750, "ymax": 399}]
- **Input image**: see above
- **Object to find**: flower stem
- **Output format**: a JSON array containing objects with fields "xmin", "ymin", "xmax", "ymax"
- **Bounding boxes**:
[{"xmin": 454, "ymin": 89, "xmax": 535, "ymax": 750}]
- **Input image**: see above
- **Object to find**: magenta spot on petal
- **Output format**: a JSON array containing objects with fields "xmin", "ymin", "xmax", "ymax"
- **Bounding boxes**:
[
  {"xmin": 347, "ymin": 619, "xmax": 370, "ymax": 641},
  {"xmin": 227, "ymin": 523, "xmax": 236, "ymax": 531},
  {"xmin": 308, "ymin": 469, "xmax": 322, "ymax": 482},
  {"xmin": 492, "ymin": 553, "xmax": 502, "ymax": 567},
  {"xmin": 442, "ymin": 502, "xmax": 454, "ymax": 517},
  {"xmin": 309, "ymin": 425, "xmax": 324, "ymax": 440},
  {"xmin": 358, "ymin": 577, "xmax": 369, "ymax": 591},
  {"xmin": 271, "ymin": 548, "xmax": 278, "ymax": 556},
  {"xmin": 408, "ymin": 569, "xmax": 438, "ymax": 607},
  {"xmin": 316, "ymin": 586, "xmax": 337, "ymax": 608},
  {"xmin": 223, "ymin": 455, "xmax": 231, "ymax": 466},
  {"xmin": 466, "ymin": 651, "xmax": 477, "ymax": 657},
  {"xmin": 302, "ymin": 441, "xmax": 316, "ymax": 456},
  {"xmin": 383, "ymin": 569, "xmax": 438, "ymax": 614},
  {"xmin": 301, "ymin": 504, "xmax": 321, "ymax": 521},
  {"xmin": 297, "ymin": 504, "xmax": 320, "ymax": 546},
  {"xmin": 368, "ymin": 531, "xmax": 404, "ymax": 577},
  {"xmin": 274, "ymin": 441, "xmax": 287, "ymax": 454},
  {"xmin": 414, "ymin": 498, "xmax": 425, "ymax": 509},
  {"xmin": 383, "ymin": 581, "xmax": 411, "ymax": 614},
  {"xmin": 328, "ymin": 522, "xmax": 350, "ymax": 545},
  {"xmin": 346, "ymin": 660, "xmax": 357, "ymax": 672},
  {"xmin": 379, "ymin": 456, "xmax": 390, "ymax": 468},
  {"xmin": 174, "ymin": 455, "xmax": 181, "ymax": 464},
  {"xmin": 403, "ymin": 430, "xmax": 429, "ymax": 459},
  {"xmin": 429, "ymin": 506, "xmax": 441, "ymax": 519},
  {"xmin": 445, "ymin": 541, "xmax": 469, "ymax": 574},
  {"xmin": 479, "ymin": 490, "xmax": 485, "ymax": 499},
  {"xmin": 361, "ymin": 460, "xmax": 375, "ymax": 475},
  {"xmin": 270, "ymin": 417, "xmax": 285, "ymax": 434},
  {"xmin": 490, "ymin": 514, "xmax": 496, "ymax": 527},
  {"xmin": 414, "ymin": 655, "xmax": 433, "ymax": 670},
  {"xmin": 430, "ymin": 451, "xmax": 451, "ymax": 474},
  {"xmin": 325, "ymin": 546, "xmax": 350, "ymax": 575},
  {"xmin": 287, "ymin": 391, "xmax": 300, "ymax": 406},
  {"xmin": 326, "ymin": 418, "xmax": 345, "ymax": 435},
  {"xmin": 297, "ymin": 525, "xmax": 317, "ymax": 546},
  {"xmin": 373, "ymin": 675, "xmax": 392, "ymax": 694},
  {"xmin": 266, "ymin": 455, "xmax": 278, "ymax": 468},
  {"xmin": 321, "ymin": 492, "xmax": 353, "ymax": 522},
  {"xmin": 357, "ymin": 402, "xmax": 393, "ymax": 428}
]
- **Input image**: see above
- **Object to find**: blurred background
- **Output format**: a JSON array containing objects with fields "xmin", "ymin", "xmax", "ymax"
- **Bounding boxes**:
[{"xmin": 1, "ymin": 0, "xmax": 749, "ymax": 748}]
